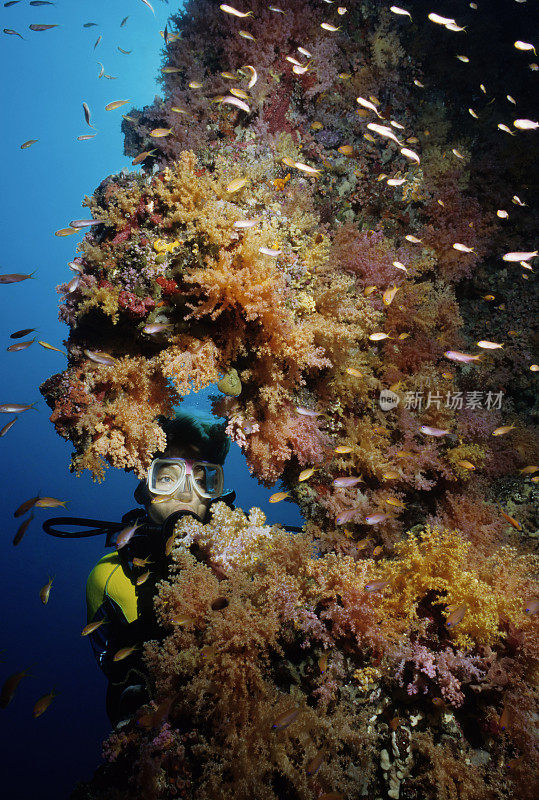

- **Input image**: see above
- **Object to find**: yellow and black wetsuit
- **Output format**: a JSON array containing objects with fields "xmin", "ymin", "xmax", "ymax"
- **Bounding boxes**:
[
  {"xmin": 85, "ymin": 494, "xmax": 238, "ymax": 724},
  {"xmin": 85, "ymin": 516, "xmax": 164, "ymax": 724}
]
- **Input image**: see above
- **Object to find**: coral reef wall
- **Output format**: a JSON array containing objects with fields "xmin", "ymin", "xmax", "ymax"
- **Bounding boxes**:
[{"xmin": 41, "ymin": 1, "xmax": 538, "ymax": 798}]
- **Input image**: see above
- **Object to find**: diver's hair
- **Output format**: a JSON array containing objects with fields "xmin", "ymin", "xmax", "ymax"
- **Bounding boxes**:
[{"xmin": 157, "ymin": 409, "xmax": 231, "ymax": 466}]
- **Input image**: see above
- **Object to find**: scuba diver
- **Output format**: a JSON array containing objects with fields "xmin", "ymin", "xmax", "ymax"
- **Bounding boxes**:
[
  {"xmin": 83, "ymin": 407, "xmax": 234, "ymax": 726},
  {"xmin": 43, "ymin": 405, "xmax": 303, "ymax": 726}
]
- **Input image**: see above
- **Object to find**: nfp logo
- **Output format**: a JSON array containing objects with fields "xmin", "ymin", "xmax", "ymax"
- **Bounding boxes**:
[{"xmin": 379, "ymin": 389, "xmax": 400, "ymax": 412}]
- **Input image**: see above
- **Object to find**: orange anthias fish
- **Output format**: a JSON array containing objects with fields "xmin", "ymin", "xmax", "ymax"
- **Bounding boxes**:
[
  {"xmin": 39, "ymin": 575, "xmax": 54, "ymax": 605},
  {"xmin": 269, "ymin": 491, "xmax": 289, "ymax": 503},
  {"xmin": 271, "ymin": 707, "xmax": 300, "ymax": 730},
  {"xmin": 0, "ymin": 668, "xmax": 32, "ymax": 708},
  {"xmin": 105, "ymin": 100, "xmax": 130, "ymax": 111},
  {"xmin": 33, "ymin": 689, "xmax": 58, "ymax": 718},
  {"xmin": 318, "ymin": 653, "xmax": 329, "ymax": 673},
  {"xmin": 498, "ymin": 506, "xmax": 522, "ymax": 531},
  {"xmin": 81, "ymin": 619, "xmax": 107, "ymax": 636},
  {"xmin": 306, "ymin": 747, "xmax": 326, "ymax": 775},
  {"xmin": 446, "ymin": 602, "xmax": 467, "ymax": 627},
  {"xmin": 498, "ymin": 704, "xmax": 511, "ymax": 731},
  {"xmin": 14, "ymin": 495, "xmax": 40, "ymax": 518},
  {"xmin": 35, "ymin": 497, "xmax": 67, "ymax": 509},
  {"xmin": 112, "ymin": 645, "xmax": 139, "ymax": 662},
  {"xmin": 165, "ymin": 533, "xmax": 175, "ymax": 556}
]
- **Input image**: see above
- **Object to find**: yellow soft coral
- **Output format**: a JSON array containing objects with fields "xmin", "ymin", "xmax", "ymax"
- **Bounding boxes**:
[{"xmin": 376, "ymin": 525, "xmax": 536, "ymax": 648}]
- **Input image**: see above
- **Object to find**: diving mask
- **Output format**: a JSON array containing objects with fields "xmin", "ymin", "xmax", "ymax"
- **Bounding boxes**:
[{"xmin": 146, "ymin": 457, "xmax": 224, "ymax": 502}]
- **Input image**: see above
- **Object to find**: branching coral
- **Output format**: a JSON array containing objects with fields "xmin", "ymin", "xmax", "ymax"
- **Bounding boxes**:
[{"xmin": 80, "ymin": 503, "xmax": 537, "ymax": 800}]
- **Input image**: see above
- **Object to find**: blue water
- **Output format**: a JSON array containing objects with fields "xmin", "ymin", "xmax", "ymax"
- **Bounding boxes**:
[{"xmin": 0, "ymin": 3, "xmax": 303, "ymax": 797}]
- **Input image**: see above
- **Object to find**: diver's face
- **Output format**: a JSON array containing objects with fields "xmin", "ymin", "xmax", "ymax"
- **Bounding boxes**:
[{"xmin": 145, "ymin": 444, "xmax": 212, "ymax": 525}]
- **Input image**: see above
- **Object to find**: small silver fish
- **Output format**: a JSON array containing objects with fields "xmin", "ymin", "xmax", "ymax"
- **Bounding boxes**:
[
  {"xmin": 82, "ymin": 102, "xmax": 95, "ymax": 129},
  {"xmin": 69, "ymin": 219, "xmax": 105, "ymax": 228},
  {"xmin": 365, "ymin": 513, "xmax": 389, "ymax": 524},
  {"xmin": 295, "ymin": 406, "xmax": 324, "ymax": 417},
  {"xmin": 420, "ymin": 425, "xmax": 449, "ymax": 437},
  {"xmin": 142, "ymin": 322, "xmax": 172, "ymax": 335},
  {"xmin": 333, "ymin": 476, "xmax": 363, "ymax": 488},
  {"xmin": 84, "ymin": 349, "xmax": 117, "ymax": 366},
  {"xmin": 444, "ymin": 350, "xmax": 481, "ymax": 363},
  {"xmin": 0, "ymin": 403, "xmax": 36, "ymax": 413}
]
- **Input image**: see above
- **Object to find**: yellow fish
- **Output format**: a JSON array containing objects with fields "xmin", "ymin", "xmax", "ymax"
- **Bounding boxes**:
[
  {"xmin": 20, "ymin": 140, "xmax": 38, "ymax": 150},
  {"xmin": 33, "ymin": 690, "xmax": 58, "ymax": 718},
  {"xmin": 132, "ymin": 556, "xmax": 153, "ymax": 567},
  {"xmin": 105, "ymin": 100, "xmax": 130, "ymax": 111},
  {"xmin": 230, "ymin": 87, "xmax": 250, "ymax": 100},
  {"xmin": 171, "ymin": 613, "xmax": 196, "ymax": 626},
  {"xmin": 38, "ymin": 340, "xmax": 66, "ymax": 354},
  {"xmin": 81, "ymin": 619, "xmax": 107, "ymax": 636},
  {"xmin": 492, "ymin": 425, "xmax": 515, "ymax": 436},
  {"xmin": 113, "ymin": 645, "xmax": 139, "ymax": 662},
  {"xmin": 298, "ymin": 468, "xmax": 316, "ymax": 482},
  {"xmin": 446, "ymin": 602, "xmax": 467, "ymax": 627},
  {"xmin": 35, "ymin": 497, "xmax": 67, "ymax": 508},
  {"xmin": 382, "ymin": 285, "xmax": 399, "ymax": 306},
  {"xmin": 132, "ymin": 149, "xmax": 156, "ymax": 165},
  {"xmin": 386, "ymin": 497, "xmax": 406, "ymax": 508},
  {"xmin": 226, "ymin": 177, "xmax": 248, "ymax": 193},
  {"xmin": 39, "ymin": 576, "xmax": 54, "ymax": 605},
  {"xmin": 269, "ymin": 491, "xmax": 289, "ymax": 503},
  {"xmin": 150, "ymin": 128, "xmax": 172, "ymax": 137},
  {"xmin": 498, "ymin": 506, "xmax": 522, "ymax": 531}
]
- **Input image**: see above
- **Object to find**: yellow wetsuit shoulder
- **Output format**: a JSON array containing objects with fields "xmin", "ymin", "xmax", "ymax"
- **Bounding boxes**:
[{"xmin": 86, "ymin": 552, "xmax": 138, "ymax": 624}]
